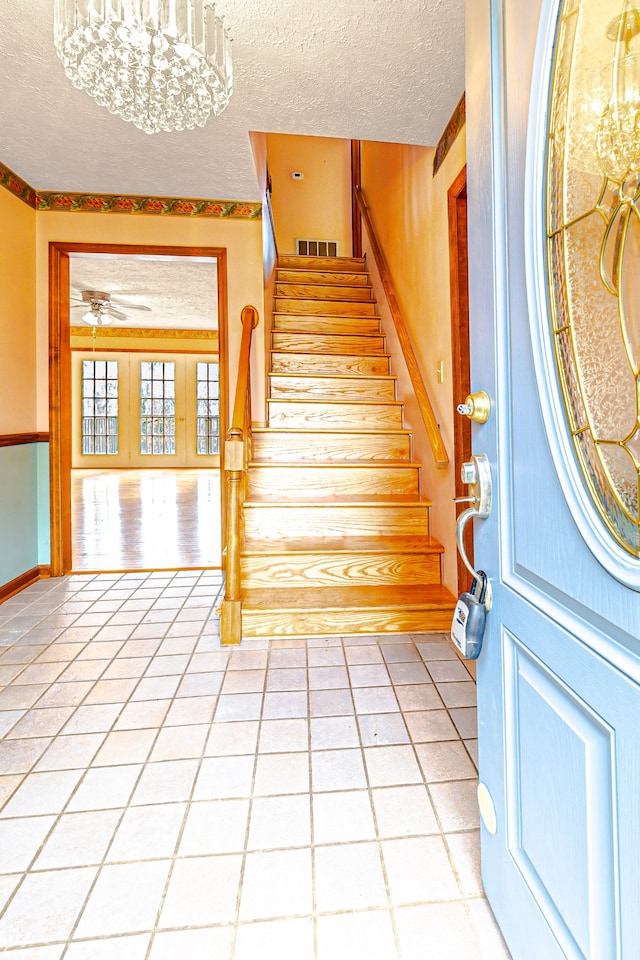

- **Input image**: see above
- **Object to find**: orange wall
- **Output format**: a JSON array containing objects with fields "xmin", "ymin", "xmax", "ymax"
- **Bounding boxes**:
[
  {"xmin": 0, "ymin": 190, "xmax": 36, "ymax": 434},
  {"xmin": 361, "ymin": 132, "xmax": 467, "ymax": 592},
  {"xmin": 35, "ymin": 212, "xmax": 264, "ymax": 432},
  {"xmin": 267, "ymin": 134, "xmax": 352, "ymax": 255}
]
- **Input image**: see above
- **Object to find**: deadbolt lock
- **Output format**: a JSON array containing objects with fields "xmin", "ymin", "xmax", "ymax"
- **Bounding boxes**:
[{"xmin": 457, "ymin": 390, "xmax": 491, "ymax": 424}]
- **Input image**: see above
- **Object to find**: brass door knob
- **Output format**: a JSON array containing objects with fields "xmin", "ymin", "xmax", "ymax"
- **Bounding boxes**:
[{"xmin": 456, "ymin": 391, "xmax": 491, "ymax": 424}]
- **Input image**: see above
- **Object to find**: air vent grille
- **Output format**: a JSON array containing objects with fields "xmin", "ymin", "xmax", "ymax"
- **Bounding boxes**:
[{"xmin": 296, "ymin": 239, "xmax": 339, "ymax": 257}]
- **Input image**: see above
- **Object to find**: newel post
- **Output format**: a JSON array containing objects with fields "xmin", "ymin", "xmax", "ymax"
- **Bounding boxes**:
[{"xmin": 220, "ymin": 427, "xmax": 244, "ymax": 644}]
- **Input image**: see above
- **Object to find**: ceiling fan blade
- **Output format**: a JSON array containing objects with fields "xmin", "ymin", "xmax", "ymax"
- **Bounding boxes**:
[
  {"xmin": 109, "ymin": 297, "xmax": 152, "ymax": 311},
  {"xmin": 105, "ymin": 307, "xmax": 132, "ymax": 322}
]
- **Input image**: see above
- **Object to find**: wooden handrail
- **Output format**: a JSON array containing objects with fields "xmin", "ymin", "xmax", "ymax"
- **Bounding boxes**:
[
  {"xmin": 220, "ymin": 304, "xmax": 259, "ymax": 645},
  {"xmin": 354, "ymin": 186, "xmax": 449, "ymax": 470}
]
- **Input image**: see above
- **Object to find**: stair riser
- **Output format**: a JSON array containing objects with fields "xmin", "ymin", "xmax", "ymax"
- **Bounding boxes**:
[
  {"xmin": 248, "ymin": 465, "xmax": 420, "ymax": 498},
  {"xmin": 243, "ymin": 505, "xmax": 431, "ymax": 540},
  {"xmin": 272, "ymin": 333, "xmax": 386, "ymax": 355},
  {"xmin": 275, "ymin": 283, "xmax": 373, "ymax": 302},
  {"xmin": 274, "ymin": 298, "xmax": 377, "ymax": 317},
  {"xmin": 241, "ymin": 608, "xmax": 454, "ymax": 638},
  {"xmin": 269, "ymin": 375, "xmax": 396, "ymax": 402},
  {"xmin": 270, "ymin": 353, "xmax": 390, "ymax": 377},
  {"xmin": 278, "ymin": 255, "xmax": 365, "ymax": 272},
  {"xmin": 267, "ymin": 400, "xmax": 404, "ymax": 430},
  {"xmin": 241, "ymin": 553, "xmax": 441, "ymax": 588},
  {"xmin": 273, "ymin": 315, "xmax": 380, "ymax": 335},
  {"xmin": 252, "ymin": 432, "xmax": 411, "ymax": 462},
  {"xmin": 276, "ymin": 270, "xmax": 370, "ymax": 286}
]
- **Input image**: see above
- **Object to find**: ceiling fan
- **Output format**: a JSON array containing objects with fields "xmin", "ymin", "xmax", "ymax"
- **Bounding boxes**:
[{"xmin": 71, "ymin": 289, "xmax": 152, "ymax": 325}]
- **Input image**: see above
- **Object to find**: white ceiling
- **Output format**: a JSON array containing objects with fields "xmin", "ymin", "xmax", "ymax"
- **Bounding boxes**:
[{"xmin": 0, "ymin": 0, "xmax": 465, "ymax": 202}]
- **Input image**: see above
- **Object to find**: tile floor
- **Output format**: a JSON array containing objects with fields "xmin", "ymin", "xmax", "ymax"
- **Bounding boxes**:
[{"xmin": 0, "ymin": 572, "xmax": 511, "ymax": 959}]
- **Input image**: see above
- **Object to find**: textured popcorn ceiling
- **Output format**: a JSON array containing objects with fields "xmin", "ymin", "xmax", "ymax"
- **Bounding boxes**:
[{"xmin": 0, "ymin": 0, "xmax": 465, "ymax": 201}]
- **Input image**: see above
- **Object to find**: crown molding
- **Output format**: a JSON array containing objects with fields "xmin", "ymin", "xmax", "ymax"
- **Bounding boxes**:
[{"xmin": 0, "ymin": 159, "xmax": 260, "ymax": 219}]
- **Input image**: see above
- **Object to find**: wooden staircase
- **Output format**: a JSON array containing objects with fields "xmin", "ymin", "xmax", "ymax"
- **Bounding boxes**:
[{"xmin": 238, "ymin": 254, "xmax": 456, "ymax": 638}]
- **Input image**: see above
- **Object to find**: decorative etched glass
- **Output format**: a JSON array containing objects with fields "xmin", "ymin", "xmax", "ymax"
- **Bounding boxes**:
[{"xmin": 546, "ymin": 0, "xmax": 640, "ymax": 554}]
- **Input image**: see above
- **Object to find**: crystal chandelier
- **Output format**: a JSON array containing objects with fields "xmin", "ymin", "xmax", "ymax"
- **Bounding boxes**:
[{"xmin": 53, "ymin": 1, "xmax": 233, "ymax": 135}]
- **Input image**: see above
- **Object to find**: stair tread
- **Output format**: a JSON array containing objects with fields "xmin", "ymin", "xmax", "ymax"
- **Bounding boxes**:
[
  {"xmin": 242, "ymin": 584, "xmax": 456, "ymax": 610},
  {"xmin": 245, "ymin": 493, "xmax": 432, "ymax": 505},
  {"xmin": 242, "ymin": 535, "xmax": 444, "ymax": 555},
  {"xmin": 266, "ymin": 397, "xmax": 402, "ymax": 406},
  {"xmin": 253, "ymin": 427, "xmax": 411, "ymax": 436},
  {"xmin": 269, "ymin": 372, "xmax": 397, "ymax": 381},
  {"xmin": 249, "ymin": 460, "xmax": 420, "ymax": 468}
]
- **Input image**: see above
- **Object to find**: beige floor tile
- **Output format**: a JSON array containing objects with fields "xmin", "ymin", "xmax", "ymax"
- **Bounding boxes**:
[
  {"xmin": 344, "ymin": 644, "xmax": 384, "ymax": 665},
  {"xmin": 58, "ymin": 660, "xmax": 109, "ymax": 682},
  {"xmin": 0, "ymin": 874, "xmax": 21, "ymax": 912},
  {"xmin": 363, "ymin": 745, "xmax": 423, "ymax": 788},
  {"xmin": 179, "ymin": 798, "xmax": 250, "ymax": 855},
  {"xmin": 314, "ymin": 842, "xmax": 388, "ymax": 912},
  {"xmin": 118, "ymin": 639, "xmax": 162, "ymax": 658},
  {"xmin": 313, "ymin": 790, "xmax": 376, "ymax": 843},
  {"xmin": 234, "ymin": 916, "xmax": 314, "ymax": 960},
  {"xmin": 430, "ymin": 780, "xmax": 480, "ymax": 831},
  {"xmin": 155, "ymin": 636, "xmax": 198, "ymax": 656},
  {"xmin": 144, "ymin": 654, "xmax": 190, "ymax": 677},
  {"xmin": 415, "ymin": 640, "xmax": 458, "ymax": 661},
  {"xmin": 258, "ymin": 718, "xmax": 309, "ymax": 753},
  {"xmin": 214, "ymin": 693, "xmax": 262, "ymax": 722},
  {"xmin": 187, "ymin": 651, "xmax": 230, "ymax": 672},
  {"xmin": 415, "ymin": 741, "xmax": 477, "ymax": 783},
  {"xmin": 467, "ymin": 898, "xmax": 512, "ymax": 959},
  {"xmin": 310, "ymin": 716, "xmax": 359, "ymax": 750},
  {"xmin": 175, "ymin": 672, "xmax": 224, "ymax": 698},
  {"xmin": 101, "ymin": 658, "xmax": 151, "ymax": 680},
  {"xmin": 387, "ymin": 662, "xmax": 431, "ymax": 685},
  {"xmin": 64, "ymin": 933, "xmax": 151, "ymax": 959},
  {"xmin": 159, "ymin": 854, "xmax": 242, "ymax": 926},
  {"xmin": 0, "ymin": 866, "xmax": 97, "ymax": 947},
  {"xmin": 5, "ymin": 707, "xmax": 75, "ymax": 740},
  {"xmin": 0, "ymin": 685, "xmax": 49, "ymax": 710},
  {"xmin": 34, "ymin": 809, "xmax": 121, "ymax": 869},
  {"xmin": 372, "ymin": 785, "xmax": 439, "ymax": 838},
  {"xmin": 436, "ymin": 681, "xmax": 477, "ymax": 708},
  {"xmin": 83, "ymin": 679, "xmax": 139, "ymax": 705},
  {"xmin": 0, "ymin": 769, "xmax": 83, "ymax": 818},
  {"xmin": 67, "ymin": 765, "xmax": 142, "ymax": 811},
  {"xmin": 92, "ymin": 729, "xmax": 157, "ymax": 767},
  {"xmin": 308, "ymin": 666, "xmax": 350, "ymax": 690},
  {"xmin": 380, "ymin": 642, "xmax": 421, "ymax": 663},
  {"xmin": 227, "ymin": 649, "xmax": 269, "ymax": 671},
  {"xmin": 382, "ymin": 835, "xmax": 461, "ymax": 904},
  {"xmin": 163, "ymin": 694, "xmax": 216, "ymax": 726},
  {"xmin": 465, "ymin": 738, "xmax": 479, "ymax": 767},
  {"xmin": 130, "ymin": 758, "xmax": 198, "ymax": 805},
  {"xmin": 149, "ymin": 723, "xmax": 208, "ymax": 761},
  {"xmin": 75, "ymin": 860, "xmax": 171, "ymax": 937},
  {"xmin": 106, "ymin": 802, "xmax": 186, "ymax": 861},
  {"xmin": 262, "ymin": 691, "xmax": 308, "ymax": 720},
  {"xmin": 193, "ymin": 755, "xmax": 254, "ymax": 800},
  {"xmin": 307, "ymin": 646, "xmax": 346, "ymax": 667},
  {"xmin": 247, "ymin": 794, "xmax": 311, "ymax": 850},
  {"xmin": 34, "ymin": 734, "xmax": 106, "ymax": 772},
  {"xmin": 219, "ymin": 669, "xmax": 265, "ymax": 696},
  {"xmin": 0, "ymin": 738, "xmax": 52, "ymax": 776},
  {"xmin": 311, "ymin": 748, "xmax": 367, "ymax": 792},
  {"xmin": 446, "ymin": 830, "xmax": 483, "ymax": 896},
  {"xmin": 0, "ymin": 774, "xmax": 24, "ymax": 808},
  {"xmin": 77, "ymin": 641, "xmax": 124, "ymax": 661},
  {"xmin": 35, "ymin": 682, "xmax": 94, "ymax": 708},
  {"xmin": 253, "ymin": 752, "xmax": 309, "ymax": 796},
  {"xmin": 266, "ymin": 667, "xmax": 308, "ymax": 692},
  {"xmin": 113, "ymin": 700, "xmax": 171, "ymax": 731},
  {"xmin": 358, "ymin": 712, "xmax": 409, "ymax": 747},
  {"xmin": 352, "ymin": 686, "xmax": 399, "ymax": 714},
  {"xmin": 347, "ymin": 664, "xmax": 391, "ymax": 687},
  {"xmin": 309, "ymin": 688, "xmax": 354, "ymax": 717},
  {"xmin": 205, "ymin": 720, "xmax": 260, "ymax": 756},
  {"xmin": 450, "ymin": 706, "xmax": 478, "ymax": 739},
  {"xmin": 148, "ymin": 927, "xmax": 233, "ymax": 960},
  {"xmin": 404, "ymin": 709, "xmax": 459, "ymax": 744},
  {"xmin": 129, "ymin": 676, "xmax": 181, "ymax": 702},
  {"xmin": 0, "ymin": 815, "xmax": 57, "ymax": 872},
  {"xmin": 316, "ymin": 909, "xmax": 398, "ymax": 960},
  {"xmin": 239, "ymin": 848, "xmax": 313, "ymax": 921},
  {"xmin": 11, "ymin": 663, "xmax": 67, "ymax": 686},
  {"xmin": 394, "ymin": 902, "xmax": 482, "ymax": 960},
  {"xmin": 426, "ymin": 660, "xmax": 472, "ymax": 682},
  {"xmin": 268, "ymin": 648, "xmax": 307, "ymax": 668},
  {"xmin": 61, "ymin": 704, "xmax": 121, "ymax": 736}
]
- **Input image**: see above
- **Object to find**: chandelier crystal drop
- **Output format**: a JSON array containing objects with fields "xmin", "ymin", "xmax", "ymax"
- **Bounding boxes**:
[{"xmin": 53, "ymin": 0, "xmax": 233, "ymax": 135}]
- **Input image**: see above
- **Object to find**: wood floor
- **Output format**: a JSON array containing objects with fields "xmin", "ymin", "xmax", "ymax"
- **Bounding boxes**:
[{"xmin": 71, "ymin": 469, "xmax": 222, "ymax": 572}]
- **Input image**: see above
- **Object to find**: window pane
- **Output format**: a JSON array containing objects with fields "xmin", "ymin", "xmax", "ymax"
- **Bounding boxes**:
[
  {"xmin": 195, "ymin": 361, "xmax": 220, "ymax": 455},
  {"xmin": 81, "ymin": 359, "xmax": 118, "ymax": 455},
  {"xmin": 140, "ymin": 360, "xmax": 176, "ymax": 455}
]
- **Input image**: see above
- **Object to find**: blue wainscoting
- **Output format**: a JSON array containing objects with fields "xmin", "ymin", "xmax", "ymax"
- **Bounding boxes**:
[{"xmin": 0, "ymin": 442, "xmax": 43, "ymax": 590}]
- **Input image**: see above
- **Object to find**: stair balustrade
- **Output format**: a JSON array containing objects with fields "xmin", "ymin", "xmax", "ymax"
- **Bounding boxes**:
[
  {"xmin": 353, "ymin": 185, "xmax": 449, "ymax": 470},
  {"xmin": 219, "ymin": 304, "xmax": 259, "ymax": 645}
]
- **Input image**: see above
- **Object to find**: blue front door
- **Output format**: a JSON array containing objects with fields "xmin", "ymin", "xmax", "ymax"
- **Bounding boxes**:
[{"xmin": 467, "ymin": 0, "xmax": 640, "ymax": 956}]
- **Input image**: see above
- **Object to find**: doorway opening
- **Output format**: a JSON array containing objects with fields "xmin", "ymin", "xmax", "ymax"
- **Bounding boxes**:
[{"xmin": 49, "ymin": 243, "xmax": 229, "ymax": 576}]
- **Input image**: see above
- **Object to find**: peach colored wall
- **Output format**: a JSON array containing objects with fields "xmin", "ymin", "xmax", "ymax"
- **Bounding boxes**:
[
  {"xmin": 267, "ymin": 134, "xmax": 351, "ymax": 255},
  {"xmin": 0, "ymin": 190, "xmax": 36, "ymax": 434},
  {"xmin": 35, "ymin": 213, "xmax": 264, "ymax": 432},
  {"xmin": 361, "ymin": 132, "xmax": 467, "ymax": 592}
]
